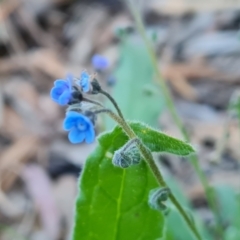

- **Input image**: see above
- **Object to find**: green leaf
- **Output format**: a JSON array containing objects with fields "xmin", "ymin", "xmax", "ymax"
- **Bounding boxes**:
[
  {"xmin": 106, "ymin": 37, "xmax": 165, "ymax": 129},
  {"xmin": 224, "ymin": 226, "xmax": 240, "ymax": 240},
  {"xmin": 215, "ymin": 185, "xmax": 240, "ymax": 227},
  {"xmin": 101, "ymin": 122, "xmax": 195, "ymax": 156},
  {"xmin": 166, "ymin": 208, "xmax": 196, "ymax": 240},
  {"xmin": 72, "ymin": 125, "xmax": 164, "ymax": 240}
]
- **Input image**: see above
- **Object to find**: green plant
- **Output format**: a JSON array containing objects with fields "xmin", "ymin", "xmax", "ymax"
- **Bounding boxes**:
[
  {"xmin": 50, "ymin": 69, "xmax": 203, "ymax": 239},
  {"xmin": 49, "ymin": 2, "xmax": 240, "ymax": 239}
]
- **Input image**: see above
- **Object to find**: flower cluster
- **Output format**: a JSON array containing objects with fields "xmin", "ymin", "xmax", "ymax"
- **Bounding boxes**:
[
  {"xmin": 50, "ymin": 67, "xmax": 142, "ymax": 170},
  {"xmin": 50, "ymin": 71, "xmax": 100, "ymax": 144}
]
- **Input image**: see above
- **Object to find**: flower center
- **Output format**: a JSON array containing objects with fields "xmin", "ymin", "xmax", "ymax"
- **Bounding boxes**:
[{"xmin": 77, "ymin": 121, "xmax": 87, "ymax": 131}]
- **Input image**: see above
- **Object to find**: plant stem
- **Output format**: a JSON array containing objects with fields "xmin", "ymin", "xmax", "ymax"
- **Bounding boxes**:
[
  {"xmin": 82, "ymin": 97, "xmax": 104, "ymax": 107},
  {"xmin": 214, "ymin": 117, "xmax": 230, "ymax": 163},
  {"xmin": 138, "ymin": 144, "xmax": 202, "ymax": 240},
  {"xmin": 126, "ymin": 0, "xmax": 223, "ymax": 236},
  {"xmin": 102, "ymin": 108, "xmax": 202, "ymax": 240},
  {"xmin": 100, "ymin": 89, "xmax": 125, "ymax": 120}
]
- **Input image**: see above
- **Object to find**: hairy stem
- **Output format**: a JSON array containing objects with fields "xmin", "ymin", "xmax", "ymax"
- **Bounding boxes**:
[
  {"xmin": 126, "ymin": 0, "xmax": 223, "ymax": 236},
  {"xmin": 99, "ymin": 89, "xmax": 125, "ymax": 120},
  {"xmin": 101, "ymin": 108, "xmax": 202, "ymax": 240}
]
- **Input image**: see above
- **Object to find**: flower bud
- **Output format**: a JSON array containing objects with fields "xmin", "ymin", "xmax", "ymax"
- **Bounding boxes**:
[
  {"xmin": 148, "ymin": 187, "xmax": 170, "ymax": 212},
  {"xmin": 92, "ymin": 54, "xmax": 109, "ymax": 71},
  {"xmin": 112, "ymin": 138, "xmax": 141, "ymax": 168},
  {"xmin": 69, "ymin": 90, "xmax": 83, "ymax": 105},
  {"xmin": 91, "ymin": 78, "xmax": 102, "ymax": 94}
]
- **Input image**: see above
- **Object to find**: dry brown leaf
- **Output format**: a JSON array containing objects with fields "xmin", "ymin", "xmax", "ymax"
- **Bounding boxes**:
[
  {"xmin": 191, "ymin": 121, "xmax": 240, "ymax": 157},
  {"xmin": 30, "ymin": 49, "xmax": 67, "ymax": 78},
  {"xmin": 0, "ymin": 49, "xmax": 66, "ymax": 79},
  {"xmin": 0, "ymin": 190, "xmax": 24, "ymax": 219},
  {"xmin": 4, "ymin": 79, "xmax": 39, "ymax": 109},
  {"xmin": 161, "ymin": 58, "xmax": 238, "ymax": 100},
  {"xmin": 161, "ymin": 61, "xmax": 207, "ymax": 101},
  {"xmin": 38, "ymin": 94, "xmax": 61, "ymax": 122},
  {"xmin": 17, "ymin": 7, "xmax": 61, "ymax": 50},
  {"xmin": 21, "ymin": 164, "xmax": 60, "ymax": 240},
  {"xmin": 0, "ymin": 0, "xmax": 21, "ymax": 22},
  {"xmin": 93, "ymin": 13, "xmax": 132, "ymax": 52},
  {"xmin": 161, "ymin": 60, "xmax": 220, "ymax": 81},
  {"xmin": 149, "ymin": 0, "xmax": 240, "ymax": 15},
  {"xmin": 69, "ymin": 7, "xmax": 108, "ymax": 63},
  {"xmin": 0, "ymin": 57, "xmax": 22, "ymax": 74},
  {"xmin": 0, "ymin": 83, "xmax": 3, "ymax": 127},
  {"xmin": 53, "ymin": 175, "xmax": 77, "ymax": 239},
  {"xmin": 0, "ymin": 135, "xmax": 38, "ymax": 190},
  {"xmin": 162, "ymin": 68, "xmax": 198, "ymax": 101},
  {"xmin": 0, "ymin": 106, "xmax": 27, "ymax": 139},
  {"xmin": 187, "ymin": 170, "xmax": 240, "ymax": 201}
]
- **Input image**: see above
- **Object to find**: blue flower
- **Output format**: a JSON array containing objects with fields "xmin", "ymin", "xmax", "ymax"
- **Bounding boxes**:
[
  {"xmin": 63, "ymin": 111, "xmax": 95, "ymax": 144},
  {"xmin": 79, "ymin": 71, "xmax": 91, "ymax": 93},
  {"xmin": 50, "ymin": 75, "xmax": 72, "ymax": 105},
  {"xmin": 92, "ymin": 54, "xmax": 109, "ymax": 70}
]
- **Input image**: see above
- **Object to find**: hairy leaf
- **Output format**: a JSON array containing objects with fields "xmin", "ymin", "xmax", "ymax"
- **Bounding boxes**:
[
  {"xmin": 72, "ymin": 125, "xmax": 164, "ymax": 240},
  {"xmin": 102, "ymin": 122, "xmax": 195, "ymax": 156}
]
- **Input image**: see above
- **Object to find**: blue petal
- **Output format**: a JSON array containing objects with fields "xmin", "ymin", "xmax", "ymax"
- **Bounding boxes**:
[
  {"xmin": 78, "ymin": 114, "xmax": 93, "ymax": 127},
  {"xmin": 50, "ymin": 87, "xmax": 63, "ymax": 101},
  {"xmin": 58, "ymin": 91, "xmax": 71, "ymax": 105},
  {"xmin": 54, "ymin": 80, "xmax": 69, "ymax": 88},
  {"xmin": 63, "ymin": 112, "xmax": 87, "ymax": 130},
  {"xmin": 82, "ymin": 84, "xmax": 90, "ymax": 92},
  {"xmin": 66, "ymin": 111, "xmax": 84, "ymax": 118},
  {"xmin": 81, "ymin": 72, "xmax": 89, "ymax": 80},
  {"xmin": 63, "ymin": 116, "xmax": 78, "ymax": 130},
  {"xmin": 68, "ymin": 128, "xmax": 85, "ymax": 144},
  {"xmin": 79, "ymin": 72, "xmax": 90, "ymax": 92},
  {"xmin": 66, "ymin": 74, "xmax": 73, "ymax": 90},
  {"xmin": 85, "ymin": 127, "xmax": 95, "ymax": 143}
]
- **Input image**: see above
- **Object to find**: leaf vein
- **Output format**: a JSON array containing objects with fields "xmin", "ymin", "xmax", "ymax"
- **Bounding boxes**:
[{"xmin": 113, "ymin": 169, "xmax": 126, "ymax": 239}]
